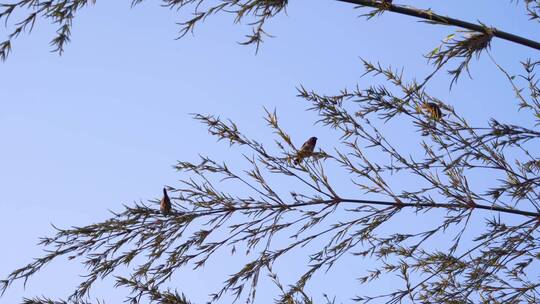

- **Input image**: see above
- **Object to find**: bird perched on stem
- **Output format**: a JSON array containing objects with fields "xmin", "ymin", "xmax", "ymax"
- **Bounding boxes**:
[
  {"xmin": 160, "ymin": 187, "xmax": 171, "ymax": 215},
  {"xmin": 421, "ymin": 102, "xmax": 442, "ymax": 121},
  {"xmin": 294, "ymin": 137, "xmax": 317, "ymax": 165}
]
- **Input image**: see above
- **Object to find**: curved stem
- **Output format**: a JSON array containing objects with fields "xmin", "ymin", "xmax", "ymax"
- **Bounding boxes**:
[{"xmin": 337, "ymin": 0, "xmax": 540, "ymax": 51}]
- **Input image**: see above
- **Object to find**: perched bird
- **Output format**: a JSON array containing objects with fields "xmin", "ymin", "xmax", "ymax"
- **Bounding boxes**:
[
  {"xmin": 160, "ymin": 187, "xmax": 171, "ymax": 215},
  {"xmin": 294, "ymin": 137, "xmax": 318, "ymax": 165},
  {"xmin": 421, "ymin": 102, "xmax": 442, "ymax": 121}
]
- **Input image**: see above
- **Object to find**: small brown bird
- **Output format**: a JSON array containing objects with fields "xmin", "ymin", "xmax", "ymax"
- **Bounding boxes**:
[
  {"xmin": 294, "ymin": 137, "xmax": 317, "ymax": 165},
  {"xmin": 421, "ymin": 102, "xmax": 442, "ymax": 121},
  {"xmin": 160, "ymin": 187, "xmax": 171, "ymax": 215}
]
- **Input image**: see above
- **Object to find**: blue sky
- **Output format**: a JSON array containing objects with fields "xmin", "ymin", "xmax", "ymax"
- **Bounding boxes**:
[{"xmin": 0, "ymin": 0, "xmax": 538, "ymax": 303}]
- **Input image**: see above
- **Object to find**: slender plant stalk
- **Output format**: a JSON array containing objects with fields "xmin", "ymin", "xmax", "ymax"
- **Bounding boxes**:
[
  {"xmin": 181, "ymin": 198, "xmax": 539, "ymax": 218},
  {"xmin": 337, "ymin": 0, "xmax": 540, "ymax": 51}
]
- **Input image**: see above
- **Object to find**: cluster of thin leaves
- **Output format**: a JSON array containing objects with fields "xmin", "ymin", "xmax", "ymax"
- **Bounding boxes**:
[
  {"xmin": 527, "ymin": 0, "xmax": 540, "ymax": 21},
  {"xmin": 353, "ymin": 0, "xmax": 495, "ymax": 87},
  {"xmin": 425, "ymin": 27, "xmax": 493, "ymax": 87},
  {"xmin": 514, "ymin": 0, "xmax": 540, "ymax": 22},
  {"xmin": 2, "ymin": 57, "xmax": 540, "ymax": 303},
  {"xmin": 519, "ymin": 59, "xmax": 540, "ymax": 120},
  {"xmin": 0, "ymin": 0, "xmax": 287, "ymax": 60}
]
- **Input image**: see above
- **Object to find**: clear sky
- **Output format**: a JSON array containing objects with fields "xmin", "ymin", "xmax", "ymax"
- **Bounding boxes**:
[{"xmin": 0, "ymin": 0, "xmax": 538, "ymax": 303}]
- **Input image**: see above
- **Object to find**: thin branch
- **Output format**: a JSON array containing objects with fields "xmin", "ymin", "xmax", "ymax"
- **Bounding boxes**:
[
  {"xmin": 337, "ymin": 0, "xmax": 540, "ymax": 51},
  {"xmin": 168, "ymin": 197, "xmax": 540, "ymax": 218}
]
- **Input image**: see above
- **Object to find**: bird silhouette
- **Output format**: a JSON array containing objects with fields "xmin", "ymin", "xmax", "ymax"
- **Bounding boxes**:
[
  {"xmin": 160, "ymin": 187, "xmax": 171, "ymax": 215},
  {"xmin": 294, "ymin": 137, "xmax": 318, "ymax": 165}
]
